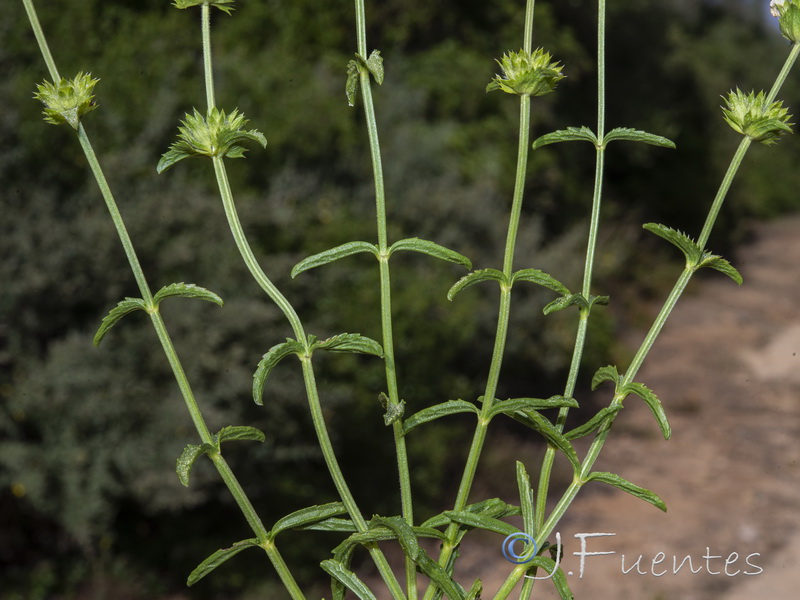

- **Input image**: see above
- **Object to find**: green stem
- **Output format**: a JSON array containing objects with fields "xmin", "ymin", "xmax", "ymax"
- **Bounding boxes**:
[
  {"xmin": 22, "ymin": 0, "xmax": 60, "ymax": 82},
  {"xmin": 202, "ymin": 3, "xmax": 216, "ymax": 110},
  {"xmin": 354, "ymin": 2, "xmax": 416, "ymax": 595}
]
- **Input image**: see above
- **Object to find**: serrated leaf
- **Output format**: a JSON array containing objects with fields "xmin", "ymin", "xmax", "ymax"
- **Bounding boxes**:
[
  {"xmin": 176, "ymin": 442, "xmax": 215, "ymax": 487},
  {"xmin": 93, "ymin": 298, "xmax": 147, "ymax": 346},
  {"xmin": 591, "ymin": 365, "xmax": 621, "ymax": 391},
  {"xmin": 643, "ymin": 223, "xmax": 702, "ymax": 266},
  {"xmin": 346, "ymin": 59, "xmax": 360, "ymax": 107},
  {"xmin": 252, "ymin": 339, "xmax": 305, "ymax": 405},
  {"xmin": 510, "ymin": 410, "xmax": 581, "ymax": 471},
  {"xmin": 271, "ymin": 502, "xmax": 347, "ymax": 537},
  {"xmin": 388, "ymin": 237, "xmax": 472, "ymax": 269},
  {"xmin": 320, "ymin": 559, "xmax": 377, "ymax": 600},
  {"xmin": 516, "ymin": 461, "xmax": 536, "ymax": 536},
  {"xmin": 622, "ymin": 382, "xmax": 671, "ymax": 440},
  {"xmin": 365, "ymin": 50, "xmax": 384, "ymax": 85},
  {"xmin": 447, "ymin": 269, "xmax": 507, "ymax": 300},
  {"xmin": 564, "ymin": 406, "xmax": 622, "ymax": 440},
  {"xmin": 602, "ymin": 127, "xmax": 676, "ymax": 149},
  {"xmin": 488, "ymin": 396, "xmax": 578, "ymax": 419},
  {"xmin": 216, "ymin": 425, "xmax": 266, "ymax": 445},
  {"xmin": 298, "ymin": 517, "xmax": 358, "ymax": 533},
  {"xmin": 313, "ymin": 333, "xmax": 384, "ymax": 357},
  {"xmin": 187, "ymin": 538, "xmax": 259, "ymax": 586},
  {"xmin": 292, "ymin": 241, "xmax": 379, "ymax": 278},
  {"xmin": 372, "ymin": 516, "xmax": 420, "ymax": 560},
  {"xmin": 527, "ymin": 556, "xmax": 573, "ymax": 599},
  {"xmin": 443, "ymin": 511, "xmax": 520, "ymax": 537},
  {"xmin": 153, "ymin": 282, "xmax": 223, "ymax": 307},
  {"xmin": 697, "ymin": 253, "xmax": 743, "ymax": 284},
  {"xmin": 532, "ymin": 126, "xmax": 598, "ymax": 150},
  {"xmin": 586, "ymin": 472, "xmax": 667, "ymax": 512},
  {"xmin": 416, "ymin": 552, "xmax": 466, "ymax": 600},
  {"xmin": 511, "ymin": 268, "xmax": 570, "ymax": 294},
  {"xmin": 420, "ymin": 498, "xmax": 519, "ymax": 529},
  {"xmin": 403, "ymin": 400, "xmax": 478, "ymax": 435}
]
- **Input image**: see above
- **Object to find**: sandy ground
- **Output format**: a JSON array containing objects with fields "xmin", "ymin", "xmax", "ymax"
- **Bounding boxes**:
[{"xmin": 436, "ymin": 215, "xmax": 800, "ymax": 599}]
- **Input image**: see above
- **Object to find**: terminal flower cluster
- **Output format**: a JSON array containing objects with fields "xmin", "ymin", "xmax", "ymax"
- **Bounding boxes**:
[
  {"xmin": 34, "ymin": 72, "xmax": 99, "ymax": 129},
  {"xmin": 486, "ymin": 48, "xmax": 565, "ymax": 96},
  {"xmin": 771, "ymin": 0, "xmax": 800, "ymax": 43},
  {"xmin": 172, "ymin": 0, "xmax": 235, "ymax": 14},
  {"xmin": 722, "ymin": 89, "xmax": 793, "ymax": 145}
]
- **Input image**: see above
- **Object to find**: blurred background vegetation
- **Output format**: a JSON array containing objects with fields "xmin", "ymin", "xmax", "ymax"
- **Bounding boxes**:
[{"xmin": 2, "ymin": 0, "xmax": 799, "ymax": 598}]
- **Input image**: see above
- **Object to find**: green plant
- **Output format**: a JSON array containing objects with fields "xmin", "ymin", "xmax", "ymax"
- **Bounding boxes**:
[{"xmin": 19, "ymin": 0, "xmax": 800, "ymax": 599}]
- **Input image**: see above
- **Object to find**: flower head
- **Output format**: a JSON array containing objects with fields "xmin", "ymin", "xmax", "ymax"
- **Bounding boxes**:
[
  {"xmin": 172, "ymin": 0, "xmax": 235, "ymax": 14},
  {"xmin": 722, "ymin": 89, "xmax": 793, "ymax": 145},
  {"xmin": 157, "ymin": 107, "xmax": 267, "ymax": 173},
  {"xmin": 34, "ymin": 72, "xmax": 99, "ymax": 129},
  {"xmin": 770, "ymin": 0, "xmax": 800, "ymax": 43},
  {"xmin": 486, "ymin": 48, "xmax": 565, "ymax": 97}
]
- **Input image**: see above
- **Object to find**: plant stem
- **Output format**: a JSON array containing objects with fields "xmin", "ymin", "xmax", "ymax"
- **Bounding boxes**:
[
  {"xmin": 353, "ymin": 1, "xmax": 417, "ymax": 596},
  {"xmin": 202, "ymin": 4, "xmax": 216, "ymax": 110}
]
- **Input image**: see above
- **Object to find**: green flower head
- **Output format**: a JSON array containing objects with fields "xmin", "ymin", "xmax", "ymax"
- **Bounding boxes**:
[
  {"xmin": 486, "ymin": 48, "xmax": 565, "ymax": 97},
  {"xmin": 157, "ymin": 107, "xmax": 267, "ymax": 173},
  {"xmin": 771, "ymin": 0, "xmax": 800, "ymax": 43},
  {"xmin": 172, "ymin": 0, "xmax": 235, "ymax": 14},
  {"xmin": 34, "ymin": 72, "xmax": 99, "ymax": 129},
  {"xmin": 722, "ymin": 89, "xmax": 793, "ymax": 145}
]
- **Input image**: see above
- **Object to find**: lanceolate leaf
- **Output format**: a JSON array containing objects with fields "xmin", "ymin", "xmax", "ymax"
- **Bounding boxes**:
[
  {"xmin": 312, "ymin": 333, "xmax": 384, "ymax": 357},
  {"xmin": 488, "ymin": 396, "xmax": 578, "ymax": 419},
  {"xmin": 602, "ymin": 127, "xmax": 676, "ymax": 149},
  {"xmin": 527, "ymin": 556, "xmax": 574, "ymax": 600},
  {"xmin": 320, "ymin": 559, "xmax": 378, "ymax": 600},
  {"xmin": 443, "ymin": 511, "xmax": 519, "ymax": 537},
  {"xmin": 153, "ymin": 282, "xmax": 223, "ymax": 307},
  {"xmin": 466, "ymin": 579, "xmax": 483, "ymax": 600},
  {"xmin": 622, "ymin": 382, "xmax": 671, "ymax": 440},
  {"xmin": 176, "ymin": 442, "xmax": 215, "ymax": 487},
  {"xmin": 448, "ymin": 269, "xmax": 508, "ymax": 300},
  {"xmin": 187, "ymin": 538, "xmax": 260, "ymax": 586},
  {"xmin": 511, "ymin": 268, "xmax": 570, "ymax": 294},
  {"xmin": 291, "ymin": 241, "xmax": 379, "ymax": 278},
  {"xmin": 346, "ymin": 59, "xmax": 360, "ymax": 107},
  {"xmin": 252, "ymin": 339, "xmax": 305, "ymax": 405},
  {"xmin": 402, "ymin": 400, "xmax": 479, "ymax": 435},
  {"xmin": 543, "ymin": 294, "xmax": 583, "ymax": 315},
  {"xmin": 516, "ymin": 461, "xmax": 536, "ymax": 535},
  {"xmin": 216, "ymin": 425, "xmax": 266, "ymax": 445},
  {"xmin": 364, "ymin": 50, "xmax": 385, "ymax": 85},
  {"xmin": 591, "ymin": 365, "xmax": 621, "ymax": 391},
  {"xmin": 564, "ymin": 406, "xmax": 622, "ymax": 440},
  {"xmin": 421, "ymin": 498, "xmax": 519, "ymax": 529},
  {"xmin": 697, "ymin": 253, "xmax": 743, "ymax": 284},
  {"xmin": 271, "ymin": 502, "xmax": 347, "ymax": 537},
  {"xmin": 643, "ymin": 223, "xmax": 702, "ymax": 266},
  {"xmin": 297, "ymin": 517, "xmax": 358, "ymax": 533},
  {"xmin": 93, "ymin": 297, "xmax": 147, "ymax": 346},
  {"xmin": 512, "ymin": 410, "xmax": 581, "ymax": 471},
  {"xmin": 532, "ymin": 126, "xmax": 599, "ymax": 150},
  {"xmin": 586, "ymin": 471, "xmax": 667, "ymax": 512},
  {"xmin": 372, "ymin": 516, "xmax": 420, "ymax": 560},
  {"xmin": 416, "ymin": 552, "xmax": 467, "ymax": 600},
  {"xmin": 388, "ymin": 237, "xmax": 472, "ymax": 269}
]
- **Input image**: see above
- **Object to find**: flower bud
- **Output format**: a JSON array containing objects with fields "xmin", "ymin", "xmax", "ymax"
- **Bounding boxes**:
[
  {"xmin": 34, "ymin": 72, "xmax": 99, "ymax": 129},
  {"xmin": 771, "ymin": 0, "xmax": 800, "ymax": 44},
  {"xmin": 486, "ymin": 48, "xmax": 565, "ymax": 97},
  {"xmin": 722, "ymin": 89, "xmax": 793, "ymax": 145}
]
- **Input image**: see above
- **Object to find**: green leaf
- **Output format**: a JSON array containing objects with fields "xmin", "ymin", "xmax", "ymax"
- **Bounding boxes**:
[
  {"xmin": 271, "ymin": 502, "xmax": 347, "ymax": 537},
  {"xmin": 378, "ymin": 392, "xmax": 405, "ymax": 426},
  {"xmin": 416, "ymin": 552, "xmax": 466, "ymax": 600},
  {"xmin": 622, "ymin": 382, "xmax": 671, "ymax": 440},
  {"xmin": 176, "ymin": 442, "xmax": 215, "ymax": 487},
  {"xmin": 291, "ymin": 241, "xmax": 379, "ymax": 277},
  {"xmin": 447, "ymin": 269, "xmax": 508, "ymax": 300},
  {"xmin": 511, "ymin": 268, "xmax": 570, "ymax": 294},
  {"xmin": 466, "ymin": 579, "xmax": 483, "ymax": 600},
  {"xmin": 312, "ymin": 333, "xmax": 384, "ymax": 357},
  {"xmin": 591, "ymin": 365, "xmax": 621, "ymax": 391},
  {"xmin": 346, "ymin": 59, "xmax": 360, "ymax": 107},
  {"xmin": 187, "ymin": 538, "xmax": 259, "ymax": 586},
  {"xmin": 697, "ymin": 253, "xmax": 743, "ymax": 284},
  {"xmin": 252, "ymin": 339, "xmax": 305, "ymax": 405},
  {"xmin": 420, "ymin": 498, "xmax": 519, "ymax": 529},
  {"xmin": 320, "ymin": 559, "xmax": 377, "ymax": 600},
  {"xmin": 488, "ymin": 396, "xmax": 578, "ymax": 420},
  {"xmin": 527, "ymin": 556, "xmax": 573, "ymax": 599},
  {"xmin": 388, "ymin": 237, "xmax": 472, "ymax": 269},
  {"xmin": 372, "ymin": 516, "xmax": 420, "ymax": 560},
  {"xmin": 364, "ymin": 50, "xmax": 385, "ymax": 85},
  {"xmin": 297, "ymin": 517, "xmax": 358, "ymax": 533},
  {"xmin": 443, "ymin": 510, "xmax": 519, "ymax": 537},
  {"xmin": 173, "ymin": 0, "xmax": 236, "ymax": 15},
  {"xmin": 93, "ymin": 298, "xmax": 147, "ymax": 347},
  {"xmin": 564, "ymin": 406, "xmax": 622, "ymax": 440},
  {"xmin": 532, "ymin": 126, "xmax": 598, "ymax": 150},
  {"xmin": 216, "ymin": 425, "xmax": 265, "ymax": 445},
  {"xmin": 403, "ymin": 400, "xmax": 478, "ymax": 435},
  {"xmin": 602, "ymin": 127, "xmax": 676, "ymax": 149},
  {"xmin": 643, "ymin": 223, "xmax": 702, "ymax": 266},
  {"xmin": 511, "ymin": 411, "xmax": 580, "ymax": 472},
  {"xmin": 153, "ymin": 282, "xmax": 223, "ymax": 307},
  {"xmin": 516, "ymin": 461, "xmax": 536, "ymax": 536},
  {"xmin": 586, "ymin": 472, "xmax": 667, "ymax": 512}
]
